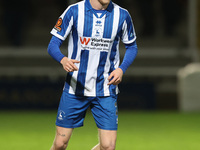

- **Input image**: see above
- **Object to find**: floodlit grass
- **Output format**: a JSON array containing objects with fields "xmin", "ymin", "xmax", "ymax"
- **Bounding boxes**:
[{"xmin": 0, "ymin": 110, "xmax": 200, "ymax": 150}]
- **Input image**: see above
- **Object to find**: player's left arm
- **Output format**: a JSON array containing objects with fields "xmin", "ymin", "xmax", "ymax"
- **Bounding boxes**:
[
  {"xmin": 108, "ymin": 41, "xmax": 138, "ymax": 85},
  {"xmin": 108, "ymin": 9, "xmax": 138, "ymax": 85}
]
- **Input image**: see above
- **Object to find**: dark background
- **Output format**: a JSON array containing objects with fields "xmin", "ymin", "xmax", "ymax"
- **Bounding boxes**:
[{"xmin": 0, "ymin": 0, "xmax": 198, "ymax": 110}]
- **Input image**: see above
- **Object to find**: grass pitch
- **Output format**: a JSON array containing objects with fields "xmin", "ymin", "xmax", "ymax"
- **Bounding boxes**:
[{"xmin": 0, "ymin": 110, "xmax": 200, "ymax": 150}]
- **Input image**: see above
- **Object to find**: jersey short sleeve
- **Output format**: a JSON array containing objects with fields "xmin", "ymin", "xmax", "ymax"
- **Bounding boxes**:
[
  {"xmin": 121, "ymin": 10, "xmax": 136, "ymax": 44},
  {"xmin": 51, "ymin": 6, "xmax": 74, "ymax": 41}
]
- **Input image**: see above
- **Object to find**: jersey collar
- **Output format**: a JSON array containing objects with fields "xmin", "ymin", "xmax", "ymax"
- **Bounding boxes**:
[{"xmin": 85, "ymin": 0, "xmax": 114, "ymax": 12}]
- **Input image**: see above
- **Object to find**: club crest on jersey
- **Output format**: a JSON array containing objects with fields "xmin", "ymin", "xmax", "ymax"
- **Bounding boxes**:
[{"xmin": 54, "ymin": 18, "xmax": 62, "ymax": 32}]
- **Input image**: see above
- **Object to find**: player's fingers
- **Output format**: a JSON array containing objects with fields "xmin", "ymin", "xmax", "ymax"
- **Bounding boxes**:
[
  {"xmin": 108, "ymin": 76, "xmax": 118, "ymax": 85},
  {"xmin": 108, "ymin": 72, "xmax": 114, "ymax": 81},
  {"xmin": 71, "ymin": 59, "xmax": 80, "ymax": 63},
  {"xmin": 108, "ymin": 78, "xmax": 116, "ymax": 85},
  {"xmin": 64, "ymin": 67, "xmax": 69, "ymax": 72},
  {"xmin": 113, "ymin": 78, "xmax": 121, "ymax": 85},
  {"xmin": 68, "ymin": 60, "xmax": 79, "ymax": 70},
  {"xmin": 64, "ymin": 62, "xmax": 75, "ymax": 72},
  {"xmin": 65, "ymin": 62, "xmax": 79, "ymax": 72},
  {"xmin": 64, "ymin": 66, "xmax": 71, "ymax": 72},
  {"xmin": 71, "ymin": 64, "xmax": 78, "ymax": 70},
  {"xmin": 66, "ymin": 63, "xmax": 75, "ymax": 71},
  {"xmin": 65, "ymin": 63, "xmax": 74, "ymax": 70}
]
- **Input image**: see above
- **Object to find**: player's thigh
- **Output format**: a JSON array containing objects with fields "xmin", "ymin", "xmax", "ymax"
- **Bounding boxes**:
[
  {"xmin": 98, "ymin": 129, "xmax": 117, "ymax": 148},
  {"xmin": 91, "ymin": 95, "xmax": 118, "ymax": 130},
  {"xmin": 54, "ymin": 126, "xmax": 73, "ymax": 144},
  {"xmin": 56, "ymin": 91, "xmax": 91, "ymax": 128}
]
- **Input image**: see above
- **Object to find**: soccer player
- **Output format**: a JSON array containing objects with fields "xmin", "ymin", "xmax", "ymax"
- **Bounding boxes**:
[{"xmin": 47, "ymin": 0, "xmax": 138, "ymax": 149}]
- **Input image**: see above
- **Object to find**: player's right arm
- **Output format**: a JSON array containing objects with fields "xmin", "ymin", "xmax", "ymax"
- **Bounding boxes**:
[
  {"xmin": 47, "ymin": 35, "xmax": 79, "ymax": 72},
  {"xmin": 48, "ymin": 5, "xmax": 80, "ymax": 72}
]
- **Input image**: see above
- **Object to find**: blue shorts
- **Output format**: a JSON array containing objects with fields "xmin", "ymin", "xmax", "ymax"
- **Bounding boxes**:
[{"xmin": 56, "ymin": 91, "xmax": 118, "ymax": 130}]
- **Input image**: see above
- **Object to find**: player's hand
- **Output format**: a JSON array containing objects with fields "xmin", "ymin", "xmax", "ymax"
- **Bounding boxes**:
[
  {"xmin": 108, "ymin": 68, "xmax": 123, "ymax": 85},
  {"xmin": 60, "ymin": 57, "xmax": 80, "ymax": 72}
]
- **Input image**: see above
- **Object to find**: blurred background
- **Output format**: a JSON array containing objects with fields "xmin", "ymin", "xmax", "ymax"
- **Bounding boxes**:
[
  {"xmin": 1, "ymin": 0, "xmax": 200, "ymax": 150},
  {"xmin": 0, "ymin": 0, "xmax": 199, "ymax": 111}
]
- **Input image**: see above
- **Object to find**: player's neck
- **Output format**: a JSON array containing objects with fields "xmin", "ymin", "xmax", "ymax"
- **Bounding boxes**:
[{"xmin": 90, "ymin": 0, "xmax": 109, "ymax": 10}]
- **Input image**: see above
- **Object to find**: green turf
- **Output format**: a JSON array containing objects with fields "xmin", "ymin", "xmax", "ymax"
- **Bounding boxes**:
[{"xmin": 0, "ymin": 110, "xmax": 200, "ymax": 150}]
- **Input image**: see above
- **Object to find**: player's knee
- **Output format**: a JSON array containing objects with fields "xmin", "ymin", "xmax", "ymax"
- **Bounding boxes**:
[
  {"xmin": 100, "ymin": 142, "xmax": 116, "ymax": 150},
  {"xmin": 53, "ymin": 139, "xmax": 68, "ymax": 150}
]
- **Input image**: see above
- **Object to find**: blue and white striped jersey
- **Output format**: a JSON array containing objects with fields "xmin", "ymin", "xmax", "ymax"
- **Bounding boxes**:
[{"xmin": 51, "ymin": 0, "xmax": 136, "ymax": 97}]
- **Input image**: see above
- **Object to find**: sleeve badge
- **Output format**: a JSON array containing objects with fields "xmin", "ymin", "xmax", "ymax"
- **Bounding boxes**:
[{"xmin": 54, "ymin": 18, "xmax": 62, "ymax": 32}]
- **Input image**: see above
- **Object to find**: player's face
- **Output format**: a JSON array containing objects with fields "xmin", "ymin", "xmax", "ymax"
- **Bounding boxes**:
[{"xmin": 98, "ymin": 0, "xmax": 110, "ymax": 6}]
